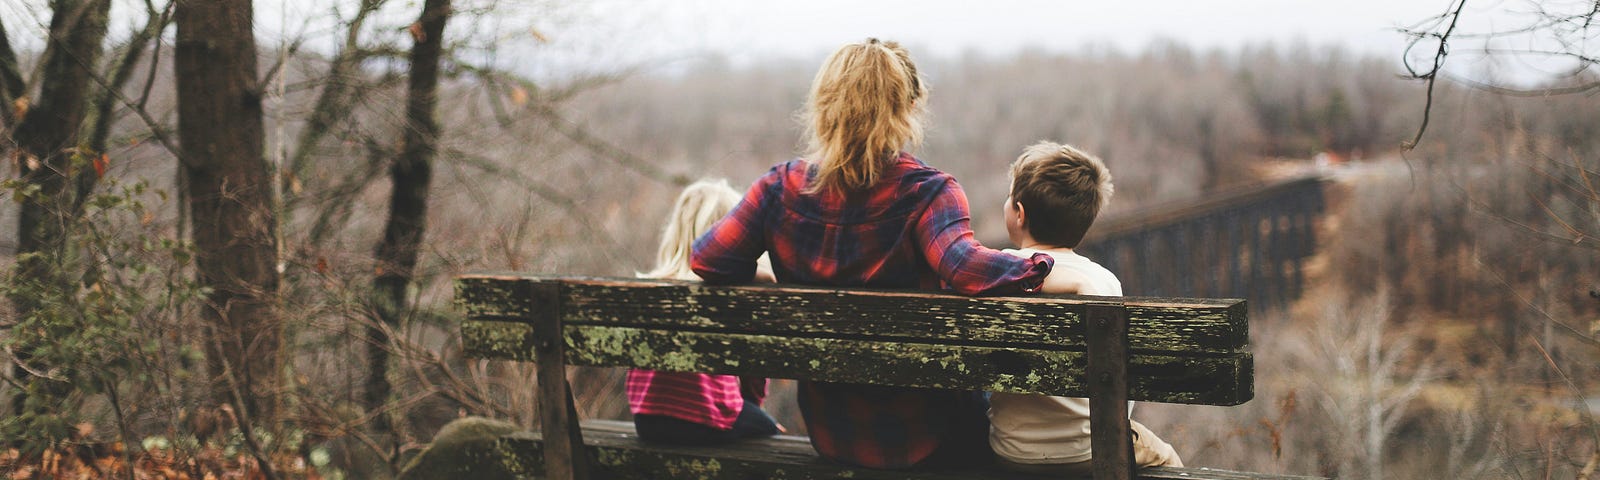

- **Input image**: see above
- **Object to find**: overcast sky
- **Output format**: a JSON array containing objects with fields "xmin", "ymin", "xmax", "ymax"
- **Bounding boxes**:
[
  {"xmin": 0, "ymin": 0, "xmax": 1576, "ymax": 81},
  {"xmin": 600, "ymin": 0, "xmax": 1454, "ymax": 59},
  {"xmin": 498, "ymin": 0, "xmax": 1569, "ymax": 82}
]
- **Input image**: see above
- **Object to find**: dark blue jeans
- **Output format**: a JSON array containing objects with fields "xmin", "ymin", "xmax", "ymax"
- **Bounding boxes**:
[{"xmin": 633, "ymin": 400, "xmax": 780, "ymax": 445}]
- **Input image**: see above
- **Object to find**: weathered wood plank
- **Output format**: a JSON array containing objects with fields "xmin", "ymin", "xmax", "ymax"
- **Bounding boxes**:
[
  {"xmin": 542, "ymin": 325, "xmax": 1250, "ymax": 405},
  {"xmin": 460, "ymin": 291, "xmax": 1252, "ymax": 404},
  {"xmin": 458, "ymin": 275, "xmax": 1248, "ymax": 354},
  {"xmin": 529, "ymin": 283, "xmax": 587, "ymax": 480},
  {"xmin": 460, "ymin": 319, "xmax": 536, "ymax": 360},
  {"xmin": 493, "ymin": 422, "xmax": 1328, "ymax": 480},
  {"xmin": 1086, "ymin": 305, "xmax": 1135, "ymax": 480},
  {"xmin": 460, "ymin": 320, "xmax": 1251, "ymax": 404}
]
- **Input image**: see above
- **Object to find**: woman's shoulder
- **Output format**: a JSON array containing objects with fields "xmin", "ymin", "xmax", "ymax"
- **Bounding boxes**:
[
  {"xmin": 890, "ymin": 153, "xmax": 955, "ymax": 186},
  {"xmin": 760, "ymin": 158, "xmax": 811, "ymax": 185}
]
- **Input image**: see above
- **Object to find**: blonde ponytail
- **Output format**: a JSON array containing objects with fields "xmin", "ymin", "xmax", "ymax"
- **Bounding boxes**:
[{"xmin": 801, "ymin": 38, "xmax": 927, "ymax": 194}]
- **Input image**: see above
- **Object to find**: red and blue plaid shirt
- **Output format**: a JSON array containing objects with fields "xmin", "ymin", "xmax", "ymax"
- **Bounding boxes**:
[{"xmin": 692, "ymin": 153, "xmax": 1053, "ymax": 469}]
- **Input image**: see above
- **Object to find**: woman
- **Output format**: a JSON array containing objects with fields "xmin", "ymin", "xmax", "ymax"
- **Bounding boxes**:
[{"xmin": 690, "ymin": 38, "xmax": 1054, "ymax": 470}]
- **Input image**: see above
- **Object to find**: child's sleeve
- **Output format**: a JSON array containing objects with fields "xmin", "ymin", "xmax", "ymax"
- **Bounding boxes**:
[
  {"xmin": 691, "ymin": 171, "xmax": 776, "ymax": 284},
  {"xmin": 913, "ymin": 178, "xmax": 1053, "ymax": 295}
]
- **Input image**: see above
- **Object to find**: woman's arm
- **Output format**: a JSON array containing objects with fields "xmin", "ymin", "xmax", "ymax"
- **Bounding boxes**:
[
  {"xmin": 691, "ymin": 172, "xmax": 776, "ymax": 284},
  {"xmin": 914, "ymin": 178, "xmax": 1053, "ymax": 295}
]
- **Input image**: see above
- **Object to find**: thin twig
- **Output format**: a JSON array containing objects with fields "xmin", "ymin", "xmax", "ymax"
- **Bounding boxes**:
[
  {"xmin": 1441, "ymin": 71, "xmax": 1600, "ymax": 97},
  {"xmin": 102, "ymin": 376, "xmax": 138, "ymax": 480},
  {"xmin": 1457, "ymin": 183, "xmax": 1600, "ymax": 252},
  {"xmin": 51, "ymin": 25, "xmax": 182, "ymax": 162},
  {"xmin": 1403, "ymin": 0, "xmax": 1469, "ymax": 151},
  {"xmin": 4, "ymin": 344, "xmax": 62, "ymax": 381},
  {"xmin": 209, "ymin": 335, "xmax": 280, "ymax": 480},
  {"xmin": 529, "ymin": 102, "xmax": 690, "ymax": 186},
  {"xmin": 441, "ymin": 146, "xmax": 621, "ymax": 253},
  {"xmin": 135, "ymin": 0, "xmax": 172, "ymax": 110},
  {"xmin": 1470, "ymin": 255, "xmax": 1600, "ymax": 350},
  {"xmin": 1524, "ymin": 333, "xmax": 1600, "ymax": 446}
]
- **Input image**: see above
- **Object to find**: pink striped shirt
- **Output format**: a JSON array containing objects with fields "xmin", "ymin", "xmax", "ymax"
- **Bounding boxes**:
[{"xmin": 626, "ymin": 369, "xmax": 764, "ymax": 429}]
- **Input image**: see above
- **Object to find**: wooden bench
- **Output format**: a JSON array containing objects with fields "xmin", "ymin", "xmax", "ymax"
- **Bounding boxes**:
[{"xmin": 457, "ymin": 273, "xmax": 1320, "ymax": 480}]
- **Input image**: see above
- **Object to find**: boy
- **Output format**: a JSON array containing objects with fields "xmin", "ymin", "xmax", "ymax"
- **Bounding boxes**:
[{"xmin": 989, "ymin": 141, "xmax": 1184, "ymax": 475}]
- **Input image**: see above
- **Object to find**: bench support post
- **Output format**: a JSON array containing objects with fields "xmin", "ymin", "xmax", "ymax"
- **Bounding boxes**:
[
  {"xmin": 532, "ymin": 283, "xmax": 590, "ymax": 480},
  {"xmin": 1086, "ymin": 304, "xmax": 1134, "ymax": 480}
]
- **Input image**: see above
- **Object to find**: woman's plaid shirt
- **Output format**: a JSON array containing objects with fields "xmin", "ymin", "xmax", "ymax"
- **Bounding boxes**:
[{"xmin": 692, "ymin": 153, "xmax": 1053, "ymax": 469}]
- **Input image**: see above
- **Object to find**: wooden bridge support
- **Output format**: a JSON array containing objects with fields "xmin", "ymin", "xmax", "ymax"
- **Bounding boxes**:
[{"xmin": 1080, "ymin": 175, "xmax": 1329, "ymax": 313}]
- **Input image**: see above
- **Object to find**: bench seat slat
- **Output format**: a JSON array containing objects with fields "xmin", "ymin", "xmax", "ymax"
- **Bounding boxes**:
[
  {"xmin": 457, "ymin": 275, "xmax": 1248, "ymax": 354},
  {"xmin": 463, "ymin": 321, "xmax": 1250, "ymax": 405},
  {"xmin": 488, "ymin": 421, "xmax": 1324, "ymax": 480}
]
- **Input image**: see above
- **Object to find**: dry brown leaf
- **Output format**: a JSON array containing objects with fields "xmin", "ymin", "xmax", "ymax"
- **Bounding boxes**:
[
  {"xmin": 509, "ymin": 85, "xmax": 529, "ymax": 106},
  {"xmin": 8, "ymin": 466, "xmax": 33, "ymax": 479}
]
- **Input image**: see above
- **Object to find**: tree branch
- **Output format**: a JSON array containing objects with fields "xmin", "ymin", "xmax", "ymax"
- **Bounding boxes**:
[
  {"xmin": 134, "ymin": 0, "xmax": 172, "ymax": 111},
  {"xmin": 1402, "ymin": 0, "xmax": 1469, "ymax": 151},
  {"xmin": 285, "ymin": 0, "xmax": 390, "ymax": 194},
  {"xmin": 75, "ymin": 0, "xmax": 171, "ymax": 215},
  {"xmin": 1441, "ymin": 72, "xmax": 1600, "ymax": 97},
  {"xmin": 441, "ymin": 146, "xmax": 623, "ymax": 253},
  {"xmin": 454, "ymin": 63, "xmax": 686, "ymax": 185},
  {"xmin": 531, "ymin": 102, "xmax": 689, "ymax": 186}
]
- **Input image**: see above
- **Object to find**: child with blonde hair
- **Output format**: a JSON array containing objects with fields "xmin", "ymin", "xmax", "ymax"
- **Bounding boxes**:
[
  {"xmin": 627, "ymin": 179, "xmax": 780, "ymax": 444},
  {"xmin": 990, "ymin": 141, "xmax": 1183, "ymax": 474},
  {"xmin": 691, "ymin": 39, "xmax": 1054, "ymax": 469}
]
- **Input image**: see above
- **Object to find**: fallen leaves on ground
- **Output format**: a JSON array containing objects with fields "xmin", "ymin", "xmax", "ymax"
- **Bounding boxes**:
[{"xmin": 0, "ymin": 443, "xmax": 327, "ymax": 480}]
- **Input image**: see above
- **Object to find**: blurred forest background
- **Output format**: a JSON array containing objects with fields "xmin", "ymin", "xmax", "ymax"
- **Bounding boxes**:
[{"xmin": 1, "ymin": 0, "xmax": 1597, "ymax": 478}]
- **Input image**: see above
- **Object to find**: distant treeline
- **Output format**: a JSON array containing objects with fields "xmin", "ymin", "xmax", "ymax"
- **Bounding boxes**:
[{"xmin": 561, "ymin": 43, "xmax": 1419, "ymax": 224}]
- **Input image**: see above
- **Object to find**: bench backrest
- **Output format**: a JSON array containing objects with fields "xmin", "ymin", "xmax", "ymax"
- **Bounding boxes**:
[{"xmin": 458, "ymin": 274, "xmax": 1252, "ymax": 406}]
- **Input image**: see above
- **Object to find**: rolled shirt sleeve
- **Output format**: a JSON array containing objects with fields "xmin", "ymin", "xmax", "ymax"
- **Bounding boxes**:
[{"xmin": 914, "ymin": 178, "xmax": 1053, "ymax": 295}]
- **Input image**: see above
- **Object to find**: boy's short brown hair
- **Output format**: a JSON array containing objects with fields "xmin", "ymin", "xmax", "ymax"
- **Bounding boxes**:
[{"xmin": 1008, "ymin": 141, "xmax": 1114, "ymax": 248}]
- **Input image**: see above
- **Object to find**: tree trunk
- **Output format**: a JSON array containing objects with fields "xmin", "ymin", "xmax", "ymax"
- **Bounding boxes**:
[
  {"xmin": 368, "ymin": 0, "xmax": 451, "ymax": 434},
  {"xmin": 78, "ymin": 6, "xmax": 167, "ymax": 214},
  {"xmin": 286, "ymin": 0, "xmax": 386, "ymax": 199},
  {"xmin": 0, "ymin": 15, "xmax": 29, "ymax": 124},
  {"xmin": 174, "ymin": 0, "xmax": 281, "ymax": 423},
  {"xmin": 6, "ymin": 0, "xmax": 112, "ymax": 416}
]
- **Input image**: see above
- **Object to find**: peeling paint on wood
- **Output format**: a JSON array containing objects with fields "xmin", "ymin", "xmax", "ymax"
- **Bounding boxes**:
[
  {"xmin": 461, "ymin": 321, "xmax": 1249, "ymax": 404},
  {"xmin": 461, "ymin": 320, "xmax": 537, "ymax": 361},
  {"xmin": 559, "ymin": 325, "xmax": 1248, "ymax": 405},
  {"xmin": 458, "ymin": 276, "xmax": 1247, "ymax": 354},
  {"xmin": 458, "ymin": 276, "xmax": 1253, "ymax": 405},
  {"xmin": 454, "ymin": 275, "xmax": 1279, "ymax": 478}
]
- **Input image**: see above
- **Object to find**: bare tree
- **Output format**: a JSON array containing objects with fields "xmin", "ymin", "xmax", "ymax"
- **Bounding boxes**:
[
  {"xmin": 1401, "ymin": 0, "xmax": 1600, "ymax": 146},
  {"xmin": 369, "ymin": 0, "xmax": 451, "ymax": 438},
  {"xmin": 174, "ymin": 0, "xmax": 281, "ymax": 423},
  {"xmin": 1401, "ymin": 3, "xmax": 1600, "ymax": 475},
  {"xmin": 5, "ymin": 0, "xmax": 112, "ymax": 415},
  {"xmin": 1289, "ymin": 288, "xmax": 1435, "ymax": 479}
]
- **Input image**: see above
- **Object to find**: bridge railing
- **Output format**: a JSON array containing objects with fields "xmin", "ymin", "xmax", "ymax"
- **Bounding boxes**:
[{"xmin": 1078, "ymin": 174, "xmax": 1331, "ymax": 312}]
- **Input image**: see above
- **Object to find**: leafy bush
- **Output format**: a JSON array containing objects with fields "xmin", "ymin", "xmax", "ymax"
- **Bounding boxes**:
[{"xmin": 2, "ymin": 175, "xmax": 205, "ymax": 451}]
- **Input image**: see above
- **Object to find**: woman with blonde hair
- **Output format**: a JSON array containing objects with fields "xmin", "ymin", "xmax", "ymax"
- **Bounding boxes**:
[
  {"xmin": 627, "ymin": 179, "xmax": 780, "ymax": 444},
  {"xmin": 691, "ymin": 39, "xmax": 1054, "ymax": 469}
]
